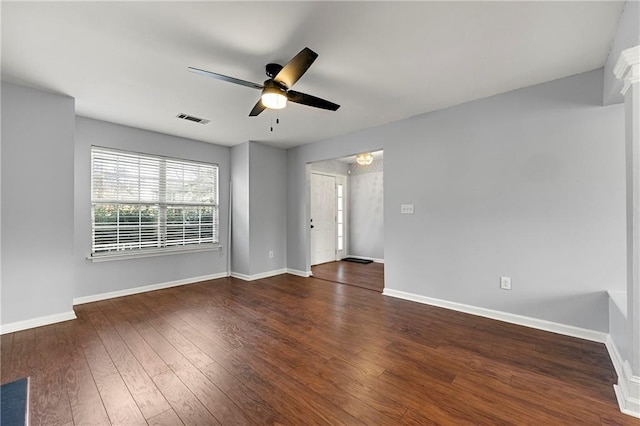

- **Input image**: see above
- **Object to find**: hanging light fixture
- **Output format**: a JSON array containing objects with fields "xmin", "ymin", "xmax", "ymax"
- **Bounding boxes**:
[
  {"xmin": 261, "ymin": 82, "xmax": 287, "ymax": 110},
  {"xmin": 355, "ymin": 152, "xmax": 374, "ymax": 166}
]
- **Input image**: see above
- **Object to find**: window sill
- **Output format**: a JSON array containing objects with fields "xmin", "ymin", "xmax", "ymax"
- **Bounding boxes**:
[{"xmin": 87, "ymin": 245, "xmax": 221, "ymax": 262}]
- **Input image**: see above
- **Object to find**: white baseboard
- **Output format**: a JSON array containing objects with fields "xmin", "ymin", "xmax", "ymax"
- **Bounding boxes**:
[
  {"xmin": 346, "ymin": 255, "xmax": 384, "ymax": 263},
  {"xmin": 606, "ymin": 335, "xmax": 640, "ymax": 418},
  {"xmin": 230, "ymin": 268, "xmax": 287, "ymax": 281},
  {"xmin": 286, "ymin": 268, "xmax": 312, "ymax": 278},
  {"xmin": 228, "ymin": 267, "xmax": 311, "ymax": 280},
  {"xmin": 73, "ymin": 272, "xmax": 229, "ymax": 305},
  {"xmin": 0, "ymin": 311, "xmax": 77, "ymax": 335},
  {"xmin": 382, "ymin": 288, "xmax": 607, "ymax": 343}
]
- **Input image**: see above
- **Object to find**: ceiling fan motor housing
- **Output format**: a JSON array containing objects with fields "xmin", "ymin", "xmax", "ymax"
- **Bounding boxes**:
[{"xmin": 265, "ymin": 63, "xmax": 284, "ymax": 80}]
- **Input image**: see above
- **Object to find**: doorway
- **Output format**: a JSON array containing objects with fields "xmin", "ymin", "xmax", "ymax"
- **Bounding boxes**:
[
  {"xmin": 308, "ymin": 151, "xmax": 384, "ymax": 292},
  {"xmin": 310, "ymin": 173, "xmax": 347, "ymax": 265}
]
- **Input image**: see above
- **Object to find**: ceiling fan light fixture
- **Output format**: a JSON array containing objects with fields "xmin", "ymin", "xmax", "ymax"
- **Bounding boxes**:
[
  {"xmin": 355, "ymin": 152, "xmax": 374, "ymax": 166},
  {"xmin": 261, "ymin": 86, "xmax": 287, "ymax": 110}
]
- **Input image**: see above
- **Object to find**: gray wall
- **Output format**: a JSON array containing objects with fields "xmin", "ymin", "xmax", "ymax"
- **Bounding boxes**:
[
  {"xmin": 231, "ymin": 142, "xmax": 250, "ymax": 275},
  {"xmin": 1, "ymin": 82, "xmax": 75, "ymax": 324},
  {"xmin": 74, "ymin": 117, "xmax": 230, "ymax": 299},
  {"xmin": 287, "ymin": 69, "xmax": 625, "ymax": 332},
  {"xmin": 248, "ymin": 142, "xmax": 287, "ymax": 275},
  {"xmin": 384, "ymin": 69, "xmax": 624, "ymax": 332},
  {"xmin": 349, "ymin": 160, "xmax": 384, "ymax": 260},
  {"xmin": 231, "ymin": 141, "xmax": 287, "ymax": 277},
  {"xmin": 609, "ymin": 297, "xmax": 631, "ymax": 366}
]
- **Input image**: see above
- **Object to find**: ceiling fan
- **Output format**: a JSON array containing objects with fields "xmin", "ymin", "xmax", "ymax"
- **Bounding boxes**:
[{"xmin": 188, "ymin": 47, "xmax": 340, "ymax": 117}]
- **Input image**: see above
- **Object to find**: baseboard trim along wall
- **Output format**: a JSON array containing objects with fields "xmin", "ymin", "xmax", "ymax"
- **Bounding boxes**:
[
  {"xmin": 382, "ymin": 288, "xmax": 608, "ymax": 343},
  {"xmin": 230, "ymin": 268, "xmax": 312, "ymax": 279},
  {"xmin": 230, "ymin": 269, "xmax": 287, "ymax": 281},
  {"xmin": 73, "ymin": 272, "xmax": 229, "ymax": 306},
  {"xmin": 286, "ymin": 268, "xmax": 312, "ymax": 278},
  {"xmin": 0, "ymin": 311, "xmax": 77, "ymax": 335},
  {"xmin": 606, "ymin": 336, "xmax": 640, "ymax": 418}
]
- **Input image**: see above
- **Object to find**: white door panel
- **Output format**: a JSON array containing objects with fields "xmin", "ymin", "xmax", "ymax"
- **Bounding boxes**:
[{"xmin": 311, "ymin": 173, "xmax": 336, "ymax": 265}]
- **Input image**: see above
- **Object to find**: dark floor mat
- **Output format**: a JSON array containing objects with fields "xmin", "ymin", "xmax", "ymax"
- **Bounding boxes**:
[
  {"xmin": 342, "ymin": 257, "xmax": 373, "ymax": 264},
  {"xmin": 1, "ymin": 377, "xmax": 29, "ymax": 426}
]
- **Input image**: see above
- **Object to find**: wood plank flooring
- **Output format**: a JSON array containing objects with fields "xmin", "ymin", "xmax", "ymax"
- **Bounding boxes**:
[
  {"xmin": 1, "ymin": 273, "xmax": 638, "ymax": 425},
  {"xmin": 312, "ymin": 260, "xmax": 384, "ymax": 292}
]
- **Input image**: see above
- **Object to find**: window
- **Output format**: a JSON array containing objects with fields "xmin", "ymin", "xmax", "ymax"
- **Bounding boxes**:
[
  {"xmin": 91, "ymin": 146, "xmax": 219, "ymax": 259},
  {"xmin": 337, "ymin": 183, "xmax": 344, "ymax": 251}
]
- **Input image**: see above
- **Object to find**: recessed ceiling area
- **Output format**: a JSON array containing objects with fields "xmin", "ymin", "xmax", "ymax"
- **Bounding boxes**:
[{"xmin": 0, "ymin": 1, "xmax": 625, "ymax": 149}]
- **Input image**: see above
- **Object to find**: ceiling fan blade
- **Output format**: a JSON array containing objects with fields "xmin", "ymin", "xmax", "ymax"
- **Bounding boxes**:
[
  {"xmin": 188, "ymin": 67, "xmax": 263, "ymax": 90},
  {"xmin": 287, "ymin": 90, "xmax": 340, "ymax": 111},
  {"xmin": 273, "ymin": 47, "xmax": 318, "ymax": 88},
  {"xmin": 249, "ymin": 99, "xmax": 267, "ymax": 116}
]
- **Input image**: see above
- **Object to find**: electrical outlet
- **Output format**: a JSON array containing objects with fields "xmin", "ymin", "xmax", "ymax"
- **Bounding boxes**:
[
  {"xmin": 268, "ymin": 251, "xmax": 274, "ymax": 259},
  {"xmin": 500, "ymin": 276, "xmax": 512, "ymax": 290},
  {"xmin": 400, "ymin": 204, "xmax": 414, "ymax": 214}
]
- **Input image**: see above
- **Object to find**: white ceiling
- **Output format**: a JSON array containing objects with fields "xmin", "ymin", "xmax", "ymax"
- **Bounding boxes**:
[{"xmin": 1, "ymin": 1, "xmax": 624, "ymax": 149}]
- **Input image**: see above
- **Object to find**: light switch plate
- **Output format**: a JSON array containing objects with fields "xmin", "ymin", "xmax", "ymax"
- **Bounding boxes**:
[
  {"xmin": 500, "ymin": 276, "xmax": 512, "ymax": 290},
  {"xmin": 401, "ymin": 204, "xmax": 414, "ymax": 214}
]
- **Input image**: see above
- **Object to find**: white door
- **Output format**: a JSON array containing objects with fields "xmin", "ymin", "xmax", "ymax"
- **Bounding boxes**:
[{"xmin": 311, "ymin": 173, "xmax": 336, "ymax": 265}]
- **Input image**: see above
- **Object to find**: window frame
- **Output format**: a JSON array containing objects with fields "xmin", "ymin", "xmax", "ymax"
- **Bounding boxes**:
[{"xmin": 89, "ymin": 146, "xmax": 220, "ymax": 262}]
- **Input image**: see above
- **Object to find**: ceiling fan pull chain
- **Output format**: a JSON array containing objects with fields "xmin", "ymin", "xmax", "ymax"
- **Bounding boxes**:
[
  {"xmin": 276, "ymin": 111, "xmax": 280, "ymax": 125},
  {"xmin": 270, "ymin": 114, "xmax": 274, "ymax": 132}
]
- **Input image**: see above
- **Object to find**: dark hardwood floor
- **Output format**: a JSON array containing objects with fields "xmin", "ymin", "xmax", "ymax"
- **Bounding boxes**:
[
  {"xmin": 312, "ymin": 260, "xmax": 384, "ymax": 292},
  {"xmin": 1, "ymin": 273, "xmax": 637, "ymax": 425}
]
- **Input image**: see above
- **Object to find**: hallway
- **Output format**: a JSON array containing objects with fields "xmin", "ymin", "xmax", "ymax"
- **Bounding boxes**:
[{"xmin": 311, "ymin": 260, "xmax": 384, "ymax": 292}]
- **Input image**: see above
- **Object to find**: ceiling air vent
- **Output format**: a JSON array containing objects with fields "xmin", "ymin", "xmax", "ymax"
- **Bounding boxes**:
[{"xmin": 176, "ymin": 113, "xmax": 210, "ymax": 125}]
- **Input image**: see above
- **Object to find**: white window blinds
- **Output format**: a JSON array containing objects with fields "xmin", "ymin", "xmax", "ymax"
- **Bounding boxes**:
[{"xmin": 91, "ymin": 146, "xmax": 219, "ymax": 256}]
